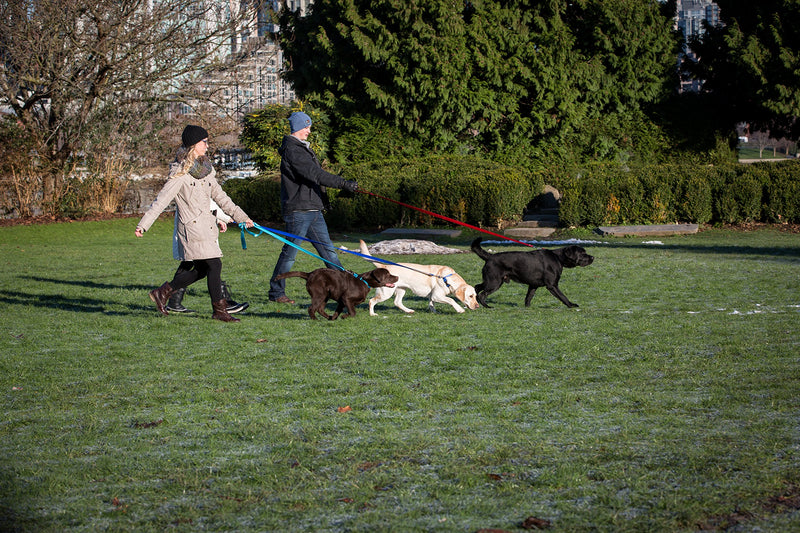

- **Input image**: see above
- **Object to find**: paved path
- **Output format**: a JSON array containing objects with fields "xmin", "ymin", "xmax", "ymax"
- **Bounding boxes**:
[{"xmin": 597, "ymin": 224, "xmax": 698, "ymax": 236}]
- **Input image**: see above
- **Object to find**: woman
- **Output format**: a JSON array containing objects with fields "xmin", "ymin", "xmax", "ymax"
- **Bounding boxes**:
[
  {"xmin": 135, "ymin": 125, "xmax": 254, "ymax": 322},
  {"xmin": 165, "ymin": 199, "xmax": 249, "ymax": 314}
]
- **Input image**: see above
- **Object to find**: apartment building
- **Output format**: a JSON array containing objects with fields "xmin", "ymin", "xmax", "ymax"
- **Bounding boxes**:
[
  {"xmin": 676, "ymin": 0, "xmax": 722, "ymax": 92},
  {"xmin": 184, "ymin": 0, "xmax": 314, "ymax": 118}
]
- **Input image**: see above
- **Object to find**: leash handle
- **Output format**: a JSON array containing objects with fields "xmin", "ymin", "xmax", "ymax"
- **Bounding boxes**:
[{"xmin": 357, "ymin": 189, "xmax": 537, "ymax": 248}]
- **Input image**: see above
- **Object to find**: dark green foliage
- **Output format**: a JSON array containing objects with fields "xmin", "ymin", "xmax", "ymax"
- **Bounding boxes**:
[
  {"xmin": 713, "ymin": 167, "xmax": 763, "ymax": 224},
  {"xmin": 677, "ymin": 169, "xmax": 714, "ymax": 225},
  {"xmin": 222, "ymin": 176, "xmax": 282, "ymax": 222},
  {"xmin": 225, "ymin": 155, "xmax": 540, "ymax": 228},
  {"xmin": 553, "ymin": 161, "xmax": 800, "ymax": 227},
  {"xmin": 329, "ymin": 155, "xmax": 538, "ymax": 229},
  {"xmin": 239, "ymin": 105, "xmax": 293, "ymax": 172},
  {"xmin": 688, "ymin": 0, "xmax": 800, "ymax": 138},
  {"xmin": 234, "ymin": 101, "xmax": 800, "ymax": 228},
  {"xmin": 637, "ymin": 165, "xmax": 678, "ymax": 223},
  {"xmin": 279, "ymin": 0, "xmax": 682, "ymax": 164},
  {"xmin": 331, "ymin": 114, "xmax": 427, "ymax": 164},
  {"xmin": 763, "ymin": 162, "xmax": 800, "ymax": 223},
  {"xmin": 240, "ymin": 104, "xmax": 333, "ymax": 172}
]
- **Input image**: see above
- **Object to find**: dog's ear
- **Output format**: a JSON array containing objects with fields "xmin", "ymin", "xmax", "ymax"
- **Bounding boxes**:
[
  {"xmin": 559, "ymin": 246, "xmax": 580, "ymax": 267},
  {"xmin": 562, "ymin": 246, "xmax": 591, "ymax": 267},
  {"xmin": 377, "ymin": 268, "xmax": 398, "ymax": 284}
]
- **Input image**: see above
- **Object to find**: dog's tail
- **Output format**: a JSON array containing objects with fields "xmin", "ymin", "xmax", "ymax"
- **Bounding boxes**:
[
  {"xmin": 274, "ymin": 271, "xmax": 309, "ymax": 281},
  {"xmin": 470, "ymin": 238, "xmax": 492, "ymax": 261},
  {"xmin": 359, "ymin": 239, "xmax": 382, "ymax": 267}
]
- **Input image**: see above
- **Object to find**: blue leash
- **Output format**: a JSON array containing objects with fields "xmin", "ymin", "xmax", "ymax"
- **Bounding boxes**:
[
  {"xmin": 240, "ymin": 222, "xmax": 369, "ymax": 287},
  {"xmin": 239, "ymin": 222, "xmax": 454, "ymax": 288}
]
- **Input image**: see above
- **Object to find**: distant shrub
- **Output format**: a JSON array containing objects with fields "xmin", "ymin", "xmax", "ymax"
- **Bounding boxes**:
[
  {"xmin": 222, "ymin": 175, "xmax": 281, "ymax": 222},
  {"xmin": 677, "ymin": 169, "xmax": 713, "ymax": 224},
  {"xmin": 762, "ymin": 162, "xmax": 800, "ymax": 223},
  {"xmin": 330, "ymin": 155, "xmax": 539, "ymax": 229},
  {"xmin": 225, "ymin": 157, "xmax": 800, "ymax": 229},
  {"xmin": 223, "ymin": 155, "xmax": 541, "ymax": 229},
  {"xmin": 553, "ymin": 161, "xmax": 800, "ymax": 227}
]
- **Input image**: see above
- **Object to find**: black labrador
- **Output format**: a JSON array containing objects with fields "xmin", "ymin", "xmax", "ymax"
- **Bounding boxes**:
[
  {"xmin": 471, "ymin": 238, "xmax": 594, "ymax": 308},
  {"xmin": 276, "ymin": 267, "xmax": 398, "ymax": 320}
]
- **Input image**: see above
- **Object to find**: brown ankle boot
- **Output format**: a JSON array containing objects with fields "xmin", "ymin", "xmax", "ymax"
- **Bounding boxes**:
[
  {"xmin": 212, "ymin": 299, "xmax": 240, "ymax": 322},
  {"xmin": 149, "ymin": 282, "xmax": 174, "ymax": 316}
]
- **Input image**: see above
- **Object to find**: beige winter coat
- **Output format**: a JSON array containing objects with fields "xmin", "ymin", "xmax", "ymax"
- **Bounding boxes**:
[{"xmin": 137, "ymin": 166, "xmax": 249, "ymax": 261}]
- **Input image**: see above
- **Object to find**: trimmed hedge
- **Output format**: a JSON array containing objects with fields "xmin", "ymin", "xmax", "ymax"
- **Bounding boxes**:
[
  {"xmin": 552, "ymin": 161, "xmax": 800, "ymax": 226},
  {"xmin": 221, "ymin": 174, "xmax": 282, "ymax": 223},
  {"xmin": 224, "ymin": 159, "xmax": 800, "ymax": 228},
  {"xmin": 224, "ymin": 155, "xmax": 543, "ymax": 229}
]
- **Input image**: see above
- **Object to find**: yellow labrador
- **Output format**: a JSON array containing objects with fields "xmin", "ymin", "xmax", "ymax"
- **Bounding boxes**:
[{"xmin": 359, "ymin": 240, "xmax": 479, "ymax": 315}]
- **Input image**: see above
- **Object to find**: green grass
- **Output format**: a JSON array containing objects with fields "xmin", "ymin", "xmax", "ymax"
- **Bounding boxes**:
[
  {"xmin": 1, "ymin": 217, "xmax": 799, "ymax": 532},
  {"xmin": 737, "ymin": 145, "xmax": 796, "ymax": 160}
]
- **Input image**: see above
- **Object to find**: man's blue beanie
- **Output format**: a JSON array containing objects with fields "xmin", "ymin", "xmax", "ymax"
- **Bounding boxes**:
[{"xmin": 289, "ymin": 112, "xmax": 312, "ymax": 133}]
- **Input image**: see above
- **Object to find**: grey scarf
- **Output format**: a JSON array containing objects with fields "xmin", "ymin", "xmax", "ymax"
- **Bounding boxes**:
[{"xmin": 188, "ymin": 157, "xmax": 213, "ymax": 180}]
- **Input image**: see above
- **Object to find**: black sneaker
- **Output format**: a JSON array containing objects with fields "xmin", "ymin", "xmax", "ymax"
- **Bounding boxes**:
[
  {"xmin": 226, "ymin": 301, "xmax": 249, "ymax": 314},
  {"xmin": 166, "ymin": 287, "xmax": 195, "ymax": 313},
  {"xmin": 166, "ymin": 302, "xmax": 196, "ymax": 313}
]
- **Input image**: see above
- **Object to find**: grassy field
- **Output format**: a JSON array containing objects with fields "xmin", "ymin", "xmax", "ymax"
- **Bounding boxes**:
[
  {"xmin": 738, "ymin": 145, "xmax": 797, "ymax": 160},
  {"xmin": 1, "ymin": 217, "xmax": 799, "ymax": 532}
]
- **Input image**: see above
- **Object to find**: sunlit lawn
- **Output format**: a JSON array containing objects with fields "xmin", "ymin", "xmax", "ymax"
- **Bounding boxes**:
[{"xmin": 1, "ymin": 217, "xmax": 799, "ymax": 532}]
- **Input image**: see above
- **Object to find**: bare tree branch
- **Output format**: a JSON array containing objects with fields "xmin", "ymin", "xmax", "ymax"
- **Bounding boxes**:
[{"xmin": 1, "ymin": 0, "xmax": 270, "ymax": 213}]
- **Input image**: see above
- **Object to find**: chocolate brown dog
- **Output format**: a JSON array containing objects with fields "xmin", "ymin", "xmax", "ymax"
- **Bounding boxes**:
[
  {"xmin": 471, "ymin": 238, "xmax": 593, "ymax": 308},
  {"xmin": 276, "ymin": 267, "xmax": 398, "ymax": 320}
]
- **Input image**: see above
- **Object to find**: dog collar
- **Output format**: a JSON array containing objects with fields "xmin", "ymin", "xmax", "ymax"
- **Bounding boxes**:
[{"xmin": 346, "ymin": 270, "xmax": 370, "ymax": 287}]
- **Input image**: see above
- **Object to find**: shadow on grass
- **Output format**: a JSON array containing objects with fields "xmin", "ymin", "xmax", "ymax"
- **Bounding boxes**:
[
  {"xmin": 7, "ymin": 275, "xmax": 317, "ymax": 320},
  {"xmin": 602, "ymin": 241, "xmax": 800, "ymax": 260},
  {"xmin": 1, "ymin": 288, "xmax": 313, "ymax": 320},
  {"xmin": 243, "ymin": 310, "xmax": 333, "ymax": 320},
  {"xmin": 0, "ymin": 289, "xmax": 143, "ymax": 314},
  {"xmin": 21, "ymin": 276, "xmax": 157, "ymax": 291},
  {"xmin": 484, "ymin": 240, "xmax": 800, "ymax": 259}
]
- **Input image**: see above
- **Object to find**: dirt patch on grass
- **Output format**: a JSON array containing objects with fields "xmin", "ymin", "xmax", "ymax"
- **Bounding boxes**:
[
  {"xmin": 711, "ymin": 221, "xmax": 800, "ymax": 234},
  {"xmin": 696, "ymin": 484, "xmax": 800, "ymax": 530},
  {"xmin": 0, "ymin": 212, "xmax": 140, "ymax": 227}
]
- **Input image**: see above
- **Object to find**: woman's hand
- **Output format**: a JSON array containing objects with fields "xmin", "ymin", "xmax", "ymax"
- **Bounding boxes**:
[
  {"xmin": 218, "ymin": 221, "xmax": 228, "ymax": 232},
  {"xmin": 134, "ymin": 227, "xmax": 144, "ymax": 238}
]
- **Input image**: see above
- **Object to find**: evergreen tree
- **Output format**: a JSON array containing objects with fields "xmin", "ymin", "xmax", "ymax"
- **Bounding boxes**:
[
  {"xmin": 279, "ymin": 0, "xmax": 680, "ymax": 163},
  {"xmin": 689, "ymin": 0, "xmax": 800, "ymax": 138}
]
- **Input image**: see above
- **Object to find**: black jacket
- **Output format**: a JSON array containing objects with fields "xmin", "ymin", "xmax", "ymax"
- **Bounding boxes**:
[{"xmin": 278, "ymin": 135, "xmax": 348, "ymax": 215}]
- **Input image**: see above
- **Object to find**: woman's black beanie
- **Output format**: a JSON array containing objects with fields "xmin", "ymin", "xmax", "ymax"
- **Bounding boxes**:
[{"xmin": 181, "ymin": 125, "xmax": 208, "ymax": 148}]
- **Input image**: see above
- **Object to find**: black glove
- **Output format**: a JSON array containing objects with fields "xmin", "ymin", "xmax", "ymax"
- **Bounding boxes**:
[{"xmin": 342, "ymin": 180, "xmax": 359, "ymax": 193}]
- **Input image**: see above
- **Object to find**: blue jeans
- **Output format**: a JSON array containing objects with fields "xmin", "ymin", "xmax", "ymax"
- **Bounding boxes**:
[{"xmin": 269, "ymin": 210, "xmax": 342, "ymax": 299}]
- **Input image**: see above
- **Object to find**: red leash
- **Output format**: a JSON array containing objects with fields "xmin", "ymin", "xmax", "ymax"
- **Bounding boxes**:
[{"xmin": 358, "ymin": 189, "xmax": 537, "ymax": 248}]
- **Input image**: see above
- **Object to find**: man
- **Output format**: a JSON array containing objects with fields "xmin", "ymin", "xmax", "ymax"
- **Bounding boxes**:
[{"xmin": 268, "ymin": 111, "xmax": 358, "ymax": 304}]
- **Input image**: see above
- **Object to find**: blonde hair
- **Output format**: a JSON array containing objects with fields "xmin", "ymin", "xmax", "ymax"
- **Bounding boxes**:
[{"xmin": 176, "ymin": 144, "xmax": 201, "ymax": 174}]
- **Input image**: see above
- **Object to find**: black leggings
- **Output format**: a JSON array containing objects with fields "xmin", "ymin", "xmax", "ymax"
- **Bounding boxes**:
[{"xmin": 170, "ymin": 258, "xmax": 223, "ymax": 302}]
